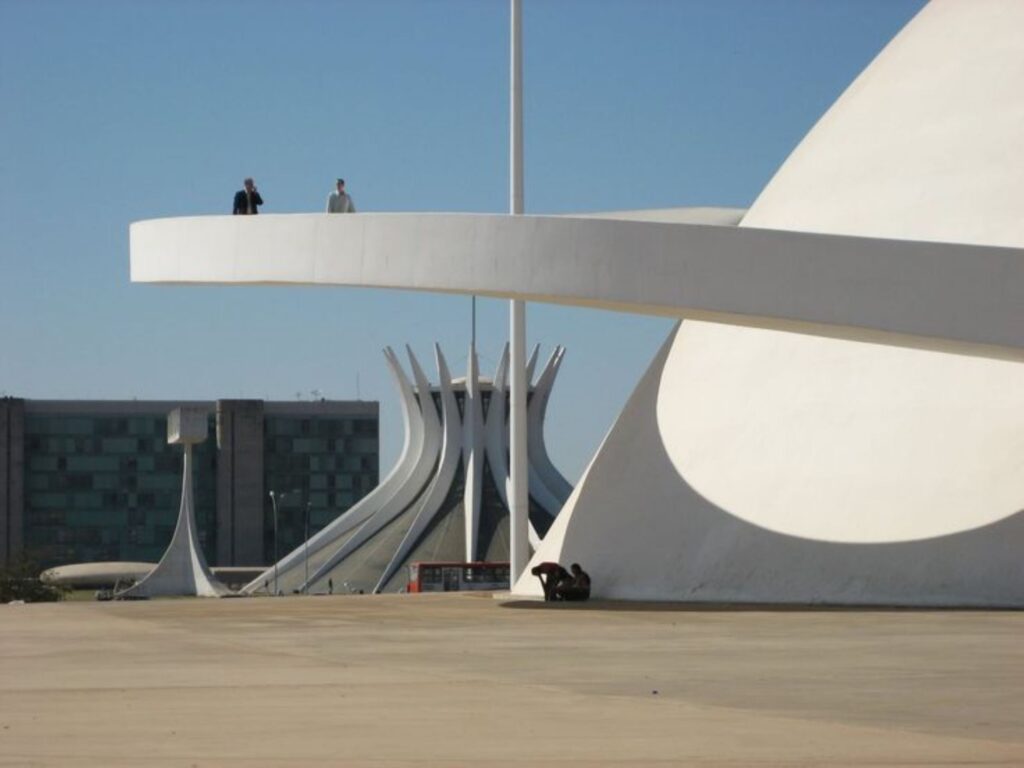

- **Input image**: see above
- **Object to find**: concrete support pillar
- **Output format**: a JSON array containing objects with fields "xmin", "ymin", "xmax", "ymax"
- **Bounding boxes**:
[
  {"xmin": 216, "ymin": 400, "xmax": 265, "ymax": 566},
  {"xmin": 508, "ymin": 0, "xmax": 529, "ymax": 585},
  {"xmin": 119, "ymin": 409, "xmax": 228, "ymax": 598},
  {"xmin": 0, "ymin": 398, "xmax": 25, "ymax": 568}
]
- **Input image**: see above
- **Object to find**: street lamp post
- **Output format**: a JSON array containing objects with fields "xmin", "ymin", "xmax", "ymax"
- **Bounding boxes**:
[
  {"xmin": 304, "ymin": 501, "xmax": 311, "ymax": 594},
  {"xmin": 268, "ymin": 490, "xmax": 285, "ymax": 596}
]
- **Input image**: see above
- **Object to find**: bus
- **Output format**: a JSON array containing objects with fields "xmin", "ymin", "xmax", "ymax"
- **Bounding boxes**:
[{"xmin": 407, "ymin": 561, "xmax": 510, "ymax": 593}]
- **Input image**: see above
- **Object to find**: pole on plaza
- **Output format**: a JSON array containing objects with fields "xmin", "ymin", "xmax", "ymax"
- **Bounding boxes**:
[
  {"xmin": 269, "ymin": 490, "xmax": 282, "ymax": 596},
  {"xmin": 508, "ymin": 0, "xmax": 529, "ymax": 588},
  {"xmin": 304, "ymin": 501, "xmax": 311, "ymax": 594}
]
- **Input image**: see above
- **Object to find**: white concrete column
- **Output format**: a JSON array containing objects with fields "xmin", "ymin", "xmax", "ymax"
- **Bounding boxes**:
[
  {"xmin": 510, "ymin": 0, "xmax": 524, "ymax": 216},
  {"xmin": 508, "ymin": 0, "xmax": 529, "ymax": 586}
]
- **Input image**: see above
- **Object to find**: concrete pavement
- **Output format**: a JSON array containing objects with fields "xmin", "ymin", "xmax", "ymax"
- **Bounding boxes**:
[{"xmin": 1, "ymin": 594, "xmax": 1021, "ymax": 766}]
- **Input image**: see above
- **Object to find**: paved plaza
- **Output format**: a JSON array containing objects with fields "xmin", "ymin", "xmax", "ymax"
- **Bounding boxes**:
[{"xmin": 1, "ymin": 594, "xmax": 1022, "ymax": 766}]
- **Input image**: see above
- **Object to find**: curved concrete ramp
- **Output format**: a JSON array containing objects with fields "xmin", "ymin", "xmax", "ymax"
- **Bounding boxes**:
[{"xmin": 130, "ymin": 212, "xmax": 1023, "ymax": 360}]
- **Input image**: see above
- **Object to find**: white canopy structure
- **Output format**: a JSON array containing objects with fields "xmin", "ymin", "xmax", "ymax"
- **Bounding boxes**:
[
  {"xmin": 118, "ymin": 408, "xmax": 229, "ymax": 598},
  {"xmin": 130, "ymin": 0, "xmax": 1024, "ymax": 605}
]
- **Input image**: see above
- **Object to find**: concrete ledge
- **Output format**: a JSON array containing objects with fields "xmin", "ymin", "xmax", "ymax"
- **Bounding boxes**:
[{"xmin": 130, "ymin": 212, "xmax": 1024, "ymax": 359}]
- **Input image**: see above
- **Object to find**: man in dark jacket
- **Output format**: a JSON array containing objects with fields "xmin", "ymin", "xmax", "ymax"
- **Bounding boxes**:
[{"xmin": 233, "ymin": 177, "xmax": 263, "ymax": 215}]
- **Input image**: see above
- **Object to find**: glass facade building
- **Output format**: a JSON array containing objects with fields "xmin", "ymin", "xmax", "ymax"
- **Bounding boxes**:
[
  {"xmin": 263, "ymin": 411, "xmax": 378, "ymax": 563},
  {"xmin": 0, "ymin": 399, "xmax": 379, "ymax": 570},
  {"xmin": 23, "ymin": 411, "xmax": 217, "ymax": 567}
]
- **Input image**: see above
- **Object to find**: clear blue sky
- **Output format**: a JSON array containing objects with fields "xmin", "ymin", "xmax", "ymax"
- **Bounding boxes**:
[{"xmin": 0, "ymin": 0, "xmax": 924, "ymax": 481}]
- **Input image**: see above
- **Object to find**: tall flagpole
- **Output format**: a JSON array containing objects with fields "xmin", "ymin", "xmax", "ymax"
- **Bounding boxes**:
[{"xmin": 508, "ymin": 0, "xmax": 529, "ymax": 588}]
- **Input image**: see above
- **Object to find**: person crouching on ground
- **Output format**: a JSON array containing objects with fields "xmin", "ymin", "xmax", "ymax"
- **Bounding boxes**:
[
  {"xmin": 553, "ymin": 563, "xmax": 591, "ymax": 602},
  {"xmin": 531, "ymin": 561, "xmax": 569, "ymax": 602}
]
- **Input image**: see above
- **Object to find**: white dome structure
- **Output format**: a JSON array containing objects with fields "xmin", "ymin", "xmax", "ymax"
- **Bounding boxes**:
[{"xmin": 130, "ymin": 0, "xmax": 1024, "ymax": 605}]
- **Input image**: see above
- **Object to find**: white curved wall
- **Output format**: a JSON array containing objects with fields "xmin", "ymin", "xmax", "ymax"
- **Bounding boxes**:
[
  {"xmin": 658, "ymin": 322, "xmax": 1024, "ymax": 544},
  {"xmin": 742, "ymin": 0, "xmax": 1024, "ymax": 247},
  {"xmin": 523, "ymin": 322, "xmax": 1024, "ymax": 605},
  {"xmin": 520, "ymin": 0, "xmax": 1024, "ymax": 604}
]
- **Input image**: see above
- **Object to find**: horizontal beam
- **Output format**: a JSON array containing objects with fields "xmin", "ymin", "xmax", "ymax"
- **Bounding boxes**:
[{"xmin": 130, "ymin": 213, "xmax": 1024, "ymax": 359}]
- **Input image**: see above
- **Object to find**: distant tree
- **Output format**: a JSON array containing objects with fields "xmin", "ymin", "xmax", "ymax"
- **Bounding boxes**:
[{"xmin": 0, "ymin": 556, "xmax": 68, "ymax": 603}]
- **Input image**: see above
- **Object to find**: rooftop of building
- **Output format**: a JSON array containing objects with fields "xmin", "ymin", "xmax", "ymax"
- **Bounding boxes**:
[{"xmin": 10, "ymin": 398, "xmax": 378, "ymax": 417}]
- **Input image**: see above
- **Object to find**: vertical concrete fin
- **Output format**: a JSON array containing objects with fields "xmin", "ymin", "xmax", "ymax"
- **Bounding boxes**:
[
  {"xmin": 374, "ymin": 344, "xmax": 462, "ymax": 592},
  {"xmin": 527, "ymin": 345, "xmax": 573, "ymax": 510},
  {"xmin": 525, "ymin": 343, "xmax": 540, "ymax": 387},
  {"xmin": 119, "ymin": 442, "xmax": 228, "ymax": 598},
  {"xmin": 244, "ymin": 347, "xmax": 420, "ymax": 593},
  {"xmin": 463, "ymin": 344, "xmax": 484, "ymax": 561},
  {"xmin": 484, "ymin": 344, "xmax": 511, "ymax": 514},
  {"xmin": 303, "ymin": 346, "xmax": 443, "ymax": 589}
]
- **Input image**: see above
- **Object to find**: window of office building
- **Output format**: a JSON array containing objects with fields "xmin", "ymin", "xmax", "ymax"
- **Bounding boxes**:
[
  {"xmin": 23, "ymin": 413, "xmax": 217, "ymax": 568},
  {"xmin": 262, "ymin": 415, "xmax": 379, "ymax": 562}
]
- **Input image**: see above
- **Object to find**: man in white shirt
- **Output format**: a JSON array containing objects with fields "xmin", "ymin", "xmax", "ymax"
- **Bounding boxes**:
[{"xmin": 326, "ymin": 178, "xmax": 356, "ymax": 213}]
